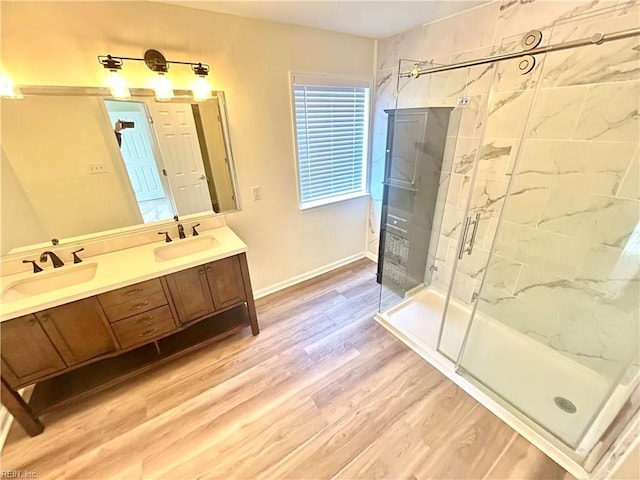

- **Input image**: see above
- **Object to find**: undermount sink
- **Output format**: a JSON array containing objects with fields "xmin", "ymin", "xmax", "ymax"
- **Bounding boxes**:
[
  {"xmin": 154, "ymin": 236, "xmax": 220, "ymax": 262},
  {"xmin": 1, "ymin": 263, "xmax": 98, "ymax": 303}
]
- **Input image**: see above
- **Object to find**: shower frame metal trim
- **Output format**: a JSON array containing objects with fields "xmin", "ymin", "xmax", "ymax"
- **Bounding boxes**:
[{"xmin": 400, "ymin": 27, "xmax": 640, "ymax": 78}]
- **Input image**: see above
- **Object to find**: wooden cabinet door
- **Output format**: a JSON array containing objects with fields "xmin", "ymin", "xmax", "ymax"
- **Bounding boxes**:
[
  {"xmin": 205, "ymin": 256, "xmax": 246, "ymax": 310},
  {"xmin": 165, "ymin": 266, "xmax": 215, "ymax": 324},
  {"xmin": 1, "ymin": 315, "xmax": 66, "ymax": 387},
  {"xmin": 37, "ymin": 298, "xmax": 116, "ymax": 366}
]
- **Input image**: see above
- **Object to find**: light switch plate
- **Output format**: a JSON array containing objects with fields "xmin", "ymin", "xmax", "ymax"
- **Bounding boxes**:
[{"xmin": 251, "ymin": 186, "xmax": 262, "ymax": 201}]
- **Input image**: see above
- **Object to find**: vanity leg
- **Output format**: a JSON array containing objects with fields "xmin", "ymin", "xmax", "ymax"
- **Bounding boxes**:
[
  {"xmin": 238, "ymin": 253, "xmax": 259, "ymax": 335},
  {"xmin": 0, "ymin": 378, "xmax": 44, "ymax": 437}
]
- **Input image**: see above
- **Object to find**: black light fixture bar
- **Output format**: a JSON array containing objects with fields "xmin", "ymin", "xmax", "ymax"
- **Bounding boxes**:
[{"xmin": 98, "ymin": 49, "xmax": 209, "ymax": 75}]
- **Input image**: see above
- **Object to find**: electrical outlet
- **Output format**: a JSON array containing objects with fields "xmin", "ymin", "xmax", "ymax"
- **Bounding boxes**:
[
  {"xmin": 251, "ymin": 186, "xmax": 262, "ymax": 201},
  {"xmin": 87, "ymin": 163, "xmax": 107, "ymax": 175}
]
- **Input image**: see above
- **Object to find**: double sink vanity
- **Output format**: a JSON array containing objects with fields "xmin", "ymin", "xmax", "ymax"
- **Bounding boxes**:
[
  {"xmin": 0, "ymin": 227, "xmax": 259, "ymax": 437},
  {"xmin": 1, "ymin": 84, "xmax": 259, "ymax": 438}
]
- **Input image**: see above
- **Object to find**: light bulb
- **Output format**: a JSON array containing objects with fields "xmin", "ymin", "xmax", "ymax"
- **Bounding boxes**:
[
  {"xmin": 106, "ymin": 69, "xmax": 130, "ymax": 100},
  {"xmin": 153, "ymin": 73, "xmax": 174, "ymax": 101},
  {"xmin": 0, "ymin": 72, "xmax": 23, "ymax": 99},
  {"xmin": 192, "ymin": 75, "xmax": 211, "ymax": 102}
]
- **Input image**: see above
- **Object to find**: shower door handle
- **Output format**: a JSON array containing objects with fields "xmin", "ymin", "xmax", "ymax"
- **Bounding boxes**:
[
  {"xmin": 465, "ymin": 213, "xmax": 481, "ymax": 256},
  {"xmin": 457, "ymin": 216, "xmax": 472, "ymax": 260}
]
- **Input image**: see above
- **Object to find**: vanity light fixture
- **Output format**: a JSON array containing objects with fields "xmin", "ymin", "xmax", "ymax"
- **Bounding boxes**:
[
  {"xmin": 191, "ymin": 63, "xmax": 212, "ymax": 102},
  {"xmin": 107, "ymin": 70, "xmax": 130, "ymax": 100},
  {"xmin": 144, "ymin": 49, "xmax": 174, "ymax": 101},
  {"xmin": 98, "ymin": 49, "xmax": 211, "ymax": 102},
  {"xmin": 100, "ymin": 55, "xmax": 130, "ymax": 100},
  {"xmin": 0, "ymin": 71, "xmax": 23, "ymax": 99},
  {"xmin": 152, "ymin": 72, "xmax": 174, "ymax": 101}
]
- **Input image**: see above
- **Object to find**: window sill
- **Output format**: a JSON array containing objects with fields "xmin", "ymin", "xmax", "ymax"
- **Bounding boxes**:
[{"xmin": 299, "ymin": 192, "xmax": 370, "ymax": 212}]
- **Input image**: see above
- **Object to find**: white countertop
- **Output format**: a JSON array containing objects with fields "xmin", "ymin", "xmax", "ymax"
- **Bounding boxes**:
[{"xmin": 0, "ymin": 226, "xmax": 247, "ymax": 322}]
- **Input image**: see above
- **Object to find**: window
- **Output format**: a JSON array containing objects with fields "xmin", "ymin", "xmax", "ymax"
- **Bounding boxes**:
[{"xmin": 291, "ymin": 74, "xmax": 370, "ymax": 209}]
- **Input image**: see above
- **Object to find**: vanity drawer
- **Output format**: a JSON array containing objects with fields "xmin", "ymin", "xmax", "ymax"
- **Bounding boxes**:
[
  {"xmin": 101, "ymin": 291, "xmax": 168, "ymax": 322},
  {"xmin": 111, "ymin": 306, "xmax": 176, "ymax": 349},
  {"xmin": 98, "ymin": 278, "xmax": 164, "ymax": 308}
]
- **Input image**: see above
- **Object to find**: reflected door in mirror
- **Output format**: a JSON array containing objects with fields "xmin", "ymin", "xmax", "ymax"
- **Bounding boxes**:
[{"xmin": 147, "ymin": 103, "xmax": 212, "ymax": 216}]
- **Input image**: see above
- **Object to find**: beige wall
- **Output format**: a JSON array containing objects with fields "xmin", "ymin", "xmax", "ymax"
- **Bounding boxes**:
[{"xmin": 0, "ymin": 1, "xmax": 374, "ymax": 291}]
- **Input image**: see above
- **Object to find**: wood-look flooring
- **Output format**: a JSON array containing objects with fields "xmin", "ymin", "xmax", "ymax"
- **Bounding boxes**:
[{"xmin": 1, "ymin": 259, "xmax": 574, "ymax": 479}]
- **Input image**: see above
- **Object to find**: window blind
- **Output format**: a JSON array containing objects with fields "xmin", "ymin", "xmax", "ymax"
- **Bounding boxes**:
[{"xmin": 293, "ymin": 81, "xmax": 369, "ymax": 207}]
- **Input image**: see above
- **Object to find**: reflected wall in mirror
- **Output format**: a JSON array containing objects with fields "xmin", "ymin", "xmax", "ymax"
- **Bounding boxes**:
[{"xmin": 1, "ymin": 87, "xmax": 239, "ymax": 255}]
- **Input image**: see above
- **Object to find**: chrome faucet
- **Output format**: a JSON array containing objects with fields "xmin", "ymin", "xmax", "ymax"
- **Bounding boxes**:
[{"xmin": 40, "ymin": 251, "xmax": 64, "ymax": 268}]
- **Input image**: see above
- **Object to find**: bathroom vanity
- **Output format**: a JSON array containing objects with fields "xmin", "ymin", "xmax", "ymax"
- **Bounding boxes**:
[
  {"xmin": 0, "ymin": 227, "xmax": 258, "ymax": 437},
  {"xmin": 0, "ymin": 83, "xmax": 257, "ymax": 438}
]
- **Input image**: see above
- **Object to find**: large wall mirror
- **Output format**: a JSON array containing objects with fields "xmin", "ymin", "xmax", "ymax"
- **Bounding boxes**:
[{"xmin": 1, "ymin": 86, "xmax": 240, "ymax": 256}]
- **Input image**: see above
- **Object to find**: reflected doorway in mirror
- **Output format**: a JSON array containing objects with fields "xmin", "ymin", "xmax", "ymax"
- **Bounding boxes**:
[{"xmin": 104, "ymin": 100, "xmax": 177, "ymax": 223}]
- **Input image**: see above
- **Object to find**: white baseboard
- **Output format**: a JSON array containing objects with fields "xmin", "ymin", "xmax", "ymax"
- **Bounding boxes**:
[
  {"xmin": 254, "ymin": 252, "xmax": 368, "ymax": 299},
  {"xmin": 364, "ymin": 250, "xmax": 378, "ymax": 262}
]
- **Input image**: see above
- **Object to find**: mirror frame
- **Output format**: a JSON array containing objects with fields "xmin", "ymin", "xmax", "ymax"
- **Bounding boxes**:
[{"xmin": 1, "ymin": 86, "xmax": 241, "ymax": 260}]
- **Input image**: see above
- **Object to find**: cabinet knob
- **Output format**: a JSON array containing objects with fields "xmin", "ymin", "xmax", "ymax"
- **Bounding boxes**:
[
  {"xmin": 206, "ymin": 266, "xmax": 212, "ymax": 273},
  {"xmin": 199, "ymin": 269, "xmax": 205, "ymax": 275}
]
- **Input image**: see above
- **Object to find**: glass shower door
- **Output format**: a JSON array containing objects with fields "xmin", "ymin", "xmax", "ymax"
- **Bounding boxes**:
[
  {"xmin": 436, "ymin": 32, "xmax": 547, "ymax": 360},
  {"xmin": 377, "ymin": 57, "xmax": 499, "ymax": 353},
  {"xmin": 457, "ymin": 9, "xmax": 640, "ymax": 459}
]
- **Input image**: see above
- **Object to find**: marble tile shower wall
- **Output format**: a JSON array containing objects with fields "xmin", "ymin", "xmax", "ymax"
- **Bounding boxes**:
[
  {"xmin": 371, "ymin": 0, "xmax": 639, "ymax": 375},
  {"xmin": 372, "ymin": 0, "xmax": 631, "ymax": 256},
  {"xmin": 481, "ymin": 11, "xmax": 639, "ymax": 378}
]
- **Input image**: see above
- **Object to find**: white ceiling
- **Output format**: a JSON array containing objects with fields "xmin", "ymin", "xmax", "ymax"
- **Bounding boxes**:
[{"xmin": 155, "ymin": 1, "xmax": 488, "ymax": 39}]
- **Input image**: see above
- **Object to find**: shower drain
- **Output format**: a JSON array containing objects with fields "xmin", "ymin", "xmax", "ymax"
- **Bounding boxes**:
[{"xmin": 554, "ymin": 396, "xmax": 577, "ymax": 414}]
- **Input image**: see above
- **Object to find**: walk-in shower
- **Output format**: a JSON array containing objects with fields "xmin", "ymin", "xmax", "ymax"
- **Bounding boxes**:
[{"xmin": 376, "ymin": 5, "xmax": 639, "ymax": 475}]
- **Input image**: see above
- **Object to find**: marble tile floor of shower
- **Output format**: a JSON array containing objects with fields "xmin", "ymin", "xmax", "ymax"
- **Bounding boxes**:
[
  {"xmin": 1, "ymin": 259, "xmax": 573, "ymax": 479},
  {"xmin": 381, "ymin": 286, "xmax": 613, "ymax": 451}
]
